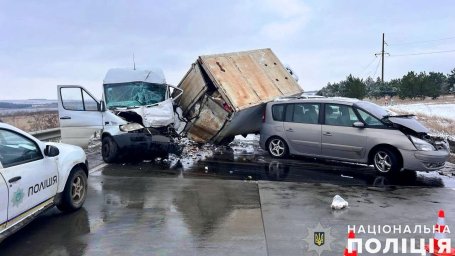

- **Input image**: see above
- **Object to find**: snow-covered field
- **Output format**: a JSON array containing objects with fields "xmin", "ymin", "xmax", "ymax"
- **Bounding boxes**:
[{"xmin": 388, "ymin": 103, "xmax": 455, "ymax": 121}]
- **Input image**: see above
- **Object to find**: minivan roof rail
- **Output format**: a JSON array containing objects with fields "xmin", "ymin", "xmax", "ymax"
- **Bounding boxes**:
[{"xmin": 275, "ymin": 94, "xmax": 326, "ymax": 101}]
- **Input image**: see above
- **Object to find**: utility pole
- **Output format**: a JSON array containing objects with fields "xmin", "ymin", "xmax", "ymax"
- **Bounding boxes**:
[
  {"xmin": 375, "ymin": 33, "xmax": 389, "ymax": 84},
  {"xmin": 381, "ymin": 33, "xmax": 385, "ymax": 83}
]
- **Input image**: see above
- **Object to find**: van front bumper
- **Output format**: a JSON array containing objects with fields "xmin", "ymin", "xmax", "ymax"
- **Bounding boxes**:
[
  {"xmin": 399, "ymin": 148, "xmax": 449, "ymax": 172},
  {"xmin": 112, "ymin": 133, "xmax": 182, "ymax": 159}
]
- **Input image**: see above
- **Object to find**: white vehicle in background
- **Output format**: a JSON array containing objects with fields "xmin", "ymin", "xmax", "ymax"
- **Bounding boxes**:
[
  {"xmin": 57, "ymin": 68, "xmax": 183, "ymax": 163},
  {"xmin": 0, "ymin": 122, "xmax": 88, "ymax": 242}
]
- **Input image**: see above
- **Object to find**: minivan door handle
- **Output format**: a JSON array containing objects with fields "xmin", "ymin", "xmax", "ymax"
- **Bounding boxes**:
[
  {"xmin": 285, "ymin": 128, "xmax": 294, "ymax": 132},
  {"xmin": 60, "ymin": 116, "xmax": 71, "ymax": 120},
  {"xmin": 323, "ymin": 132, "xmax": 332, "ymax": 136}
]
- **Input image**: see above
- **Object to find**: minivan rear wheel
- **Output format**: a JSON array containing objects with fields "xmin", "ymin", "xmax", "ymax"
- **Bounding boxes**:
[
  {"xmin": 373, "ymin": 148, "xmax": 400, "ymax": 174},
  {"xmin": 267, "ymin": 137, "xmax": 288, "ymax": 158}
]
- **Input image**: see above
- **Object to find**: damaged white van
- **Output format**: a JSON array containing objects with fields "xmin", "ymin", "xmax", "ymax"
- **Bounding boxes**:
[{"xmin": 57, "ymin": 68, "xmax": 183, "ymax": 163}]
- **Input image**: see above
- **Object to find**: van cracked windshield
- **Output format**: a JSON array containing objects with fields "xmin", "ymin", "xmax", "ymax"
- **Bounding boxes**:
[{"xmin": 105, "ymin": 82, "xmax": 167, "ymax": 109}]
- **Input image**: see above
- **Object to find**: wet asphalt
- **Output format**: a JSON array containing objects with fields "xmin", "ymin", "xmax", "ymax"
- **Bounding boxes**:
[{"xmin": 1, "ymin": 145, "xmax": 455, "ymax": 256}]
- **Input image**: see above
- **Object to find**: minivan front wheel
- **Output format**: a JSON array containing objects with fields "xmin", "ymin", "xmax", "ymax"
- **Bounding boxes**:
[
  {"xmin": 373, "ymin": 148, "xmax": 400, "ymax": 174},
  {"xmin": 267, "ymin": 137, "xmax": 288, "ymax": 158}
]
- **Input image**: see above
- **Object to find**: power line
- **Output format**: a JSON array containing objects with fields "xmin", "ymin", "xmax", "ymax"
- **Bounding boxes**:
[
  {"xmin": 371, "ymin": 58, "xmax": 381, "ymax": 79},
  {"xmin": 366, "ymin": 58, "xmax": 381, "ymax": 78},
  {"xmin": 389, "ymin": 36, "xmax": 455, "ymax": 46},
  {"xmin": 389, "ymin": 49, "xmax": 455, "ymax": 57},
  {"xmin": 360, "ymin": 56, "xmax": 378, "ymax": 74}
]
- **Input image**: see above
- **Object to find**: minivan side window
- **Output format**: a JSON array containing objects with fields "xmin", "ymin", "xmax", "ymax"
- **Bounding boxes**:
[
  {"xmin": 357, "ymin": 109, "xmax": 385, "ymax": 127},
  {"xmin": 284, "ymin": 104, "xmax": 294, "ymax": 122},
  {"xmin": 325, "ymin": 104, "xmax": 359, "ymax": 127},
  {"xmin": 271, "ymin": 104, "xmax": 285, "ymax": 121},
  {"xmin": 292, "ymin": 103, "xmax": 320, "ymax": 124}
]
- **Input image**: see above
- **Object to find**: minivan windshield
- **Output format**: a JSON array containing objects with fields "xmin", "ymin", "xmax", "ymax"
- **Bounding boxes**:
[
  {"xmin": 354, "ymin": 101, "xmax": 390, "ymax": 118},
  {"xmin": 104, "ymin": 82, "xmax": 167, "ymax": 109}
]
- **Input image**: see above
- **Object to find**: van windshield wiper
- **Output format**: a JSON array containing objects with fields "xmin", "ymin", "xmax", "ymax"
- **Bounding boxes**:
[
  {"xmin": 108, "ymin": 105, "xmax": 128, "ymax": 109},
  {"xmin": 109, "ymin": 105, "xmax": 141, "ymax": 110}
]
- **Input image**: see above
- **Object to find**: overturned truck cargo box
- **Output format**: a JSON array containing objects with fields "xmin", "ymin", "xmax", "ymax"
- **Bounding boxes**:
[{"xmin": 175, "ymin": 48, "xmax": 303, "ymax": 144}]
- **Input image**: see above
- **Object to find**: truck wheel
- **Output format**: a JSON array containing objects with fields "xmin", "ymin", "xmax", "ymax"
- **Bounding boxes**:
[
  {"xmin": 57, "ymin": 167, "xmax": 88, "ymax": 212},
  {"xmin": 102, "ymin": 136, "xmax": 119, "ymax": 163},
  {"xmin": 267, "ymin": 137, "xmax": 288, "ymax": 158}
]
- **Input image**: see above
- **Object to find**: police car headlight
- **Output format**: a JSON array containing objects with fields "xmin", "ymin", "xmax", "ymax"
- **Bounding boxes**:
[{"xmin": 119, "ymin": 123, "xmax": 144, "ymax": 132}]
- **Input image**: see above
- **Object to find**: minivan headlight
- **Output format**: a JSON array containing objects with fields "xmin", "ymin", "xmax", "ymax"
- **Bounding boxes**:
[
  {"xmin": 409, "ymin": 135, "xmax": 435, "ymax": 151},
  {"xmin": 119, "ymin": 123, "xmax": 144, "ymax": 132}
]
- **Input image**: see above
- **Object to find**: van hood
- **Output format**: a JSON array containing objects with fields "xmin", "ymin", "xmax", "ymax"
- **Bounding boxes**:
[
  {"xmin": 113, "ymin": 99, "xmax": 175, "ymax": 128},
  {"xmin": 387, "ymin": 117, "xmax": 429, "ymax": 133}
]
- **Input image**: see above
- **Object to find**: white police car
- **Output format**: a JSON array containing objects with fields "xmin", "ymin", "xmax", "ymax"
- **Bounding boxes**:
[{"xmin": 0, "ymin": 122, "xmax": 88, "ymax": 241}]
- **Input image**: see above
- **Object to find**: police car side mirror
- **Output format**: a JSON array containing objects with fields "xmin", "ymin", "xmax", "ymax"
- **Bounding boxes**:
[{"xmin": 44, "ymin": 145, "xmax": 60, "ymax": 157}]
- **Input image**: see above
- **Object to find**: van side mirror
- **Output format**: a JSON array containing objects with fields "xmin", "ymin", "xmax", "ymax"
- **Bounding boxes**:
[
  {"xmin": 44, "ymin": 145, "xmax": 60, "ymax": 157},
  {"xmin": 353, "ymin": 121, "xmax": 365, "ymax": 128},
  {"xmin": 99, "ymin": 100, "xmax": 106, "ymax": 112}
]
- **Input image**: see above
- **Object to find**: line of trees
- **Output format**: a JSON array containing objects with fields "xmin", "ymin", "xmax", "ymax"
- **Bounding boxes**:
[
  {"xmin": 317, "ymin": 68, "xmax": 455, "ymax": 100},
  {"xmin": 0, "ymin": 102, "xmax": 32, "ymax": 109}
]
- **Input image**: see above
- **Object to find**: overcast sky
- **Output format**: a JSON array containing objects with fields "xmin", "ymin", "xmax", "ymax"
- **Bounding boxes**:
[{"xmin": 1, "ymin": 0, "xmax": 454, "ymax": 100}]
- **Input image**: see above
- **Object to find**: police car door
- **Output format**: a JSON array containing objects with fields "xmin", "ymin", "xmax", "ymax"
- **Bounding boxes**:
[
  {"xmin": 0, "ymin": 129, "xmax": 58, "ymax": 229},
  {"xmin": 0, "ymin": 167, "xmax": 7, "ymax": 232}
]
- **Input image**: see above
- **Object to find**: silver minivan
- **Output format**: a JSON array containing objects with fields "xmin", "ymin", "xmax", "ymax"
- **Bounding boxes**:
[{"xmin": 259, "ymin": 97, "xmax": 450, "ymax": 174}]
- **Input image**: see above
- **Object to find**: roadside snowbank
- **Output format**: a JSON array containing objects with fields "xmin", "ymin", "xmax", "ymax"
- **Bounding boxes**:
[{"xmin": 388, "ymin": 103, "xmax": 455, "ymax": 121}]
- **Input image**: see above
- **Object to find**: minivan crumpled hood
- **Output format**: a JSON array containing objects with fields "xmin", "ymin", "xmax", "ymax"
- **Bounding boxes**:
[{"xmin": 388, "ymin": 117, "xmax": 429, "ymax": 133}]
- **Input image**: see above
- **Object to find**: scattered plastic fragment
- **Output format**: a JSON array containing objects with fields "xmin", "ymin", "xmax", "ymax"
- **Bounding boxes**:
[{"xmin": 331, "ymin": 195, "xmax": 348, "ymax": 210}]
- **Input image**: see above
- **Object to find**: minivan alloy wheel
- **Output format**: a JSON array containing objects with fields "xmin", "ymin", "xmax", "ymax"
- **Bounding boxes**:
[
  {"xmin": 374, "ymin": 151, "xmax": 392, "ymax": 173},
  {"xmin": 269, "ymin": 138, "xmax": 286, "ymax": 157}
]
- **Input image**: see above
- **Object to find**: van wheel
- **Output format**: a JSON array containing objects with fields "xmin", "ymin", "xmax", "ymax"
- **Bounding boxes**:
[
  {"xmin": 267, "ymin": 137, "xmax": 288, "ymax": 158},
  {"xmin": 102, "ymin": 136, "xmax": 118, "ymax": 163},
  {"xmin": 373, "ymin": 148, "xmax": 400, "ymax": 174},
  {"xmin": 57, "ymin": 167, "xmax": 87, "ymax": 212}
]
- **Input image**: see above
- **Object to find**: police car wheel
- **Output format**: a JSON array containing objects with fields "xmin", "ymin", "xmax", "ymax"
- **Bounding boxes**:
[{"xmin": 57, "ymin": 167, "xmax": 88, "ymax": 212}]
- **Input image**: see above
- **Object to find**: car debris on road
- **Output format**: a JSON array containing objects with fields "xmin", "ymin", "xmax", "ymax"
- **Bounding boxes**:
[{"xmin": 331, "ymin": 195, "xmax": 349, "ymax": 210}]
